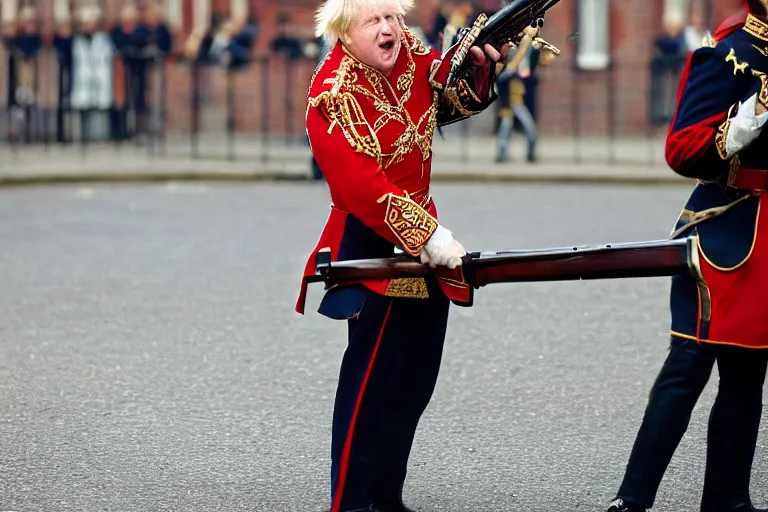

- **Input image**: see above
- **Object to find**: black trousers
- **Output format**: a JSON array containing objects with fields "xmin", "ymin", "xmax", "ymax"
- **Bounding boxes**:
[
  {"xmin": 616, "ymin": 336, "xmax": 768, "ymax": 511},
  {"xmin": 329, "ymin": 279, "xmax": 450, "ymax": 512}
]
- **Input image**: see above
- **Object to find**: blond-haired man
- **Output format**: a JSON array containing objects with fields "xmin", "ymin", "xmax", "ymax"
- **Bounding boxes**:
[{"xmin": 295, "ymin": 0, "xmax": 505, "ymax": 510}]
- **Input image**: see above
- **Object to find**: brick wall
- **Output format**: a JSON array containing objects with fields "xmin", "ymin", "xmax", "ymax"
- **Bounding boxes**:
[
  {"xmin": 105, "ymin": 0, "xmax": 759, "ymax": 136},
  {"xmin": 163, "ymin": 54, "xmax": 319, "ymax": 134},
  {"xmin": 1, "ymin": 0, "xmax": 750, "ymax": 136},
  {"xmin": 536, "ymin": 0, "xmax": 666, "ymax": 137}
]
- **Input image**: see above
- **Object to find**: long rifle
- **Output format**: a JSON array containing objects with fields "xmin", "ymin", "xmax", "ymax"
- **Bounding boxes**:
[{"xmin": 305, "ymin": 236, "xmax": 700, "ymax": 301}]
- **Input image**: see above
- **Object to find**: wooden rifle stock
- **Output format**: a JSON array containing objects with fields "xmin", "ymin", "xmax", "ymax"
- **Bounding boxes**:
[{"xmin": 306, "ymin": 236, "xmax": 700, "ymax": 291}]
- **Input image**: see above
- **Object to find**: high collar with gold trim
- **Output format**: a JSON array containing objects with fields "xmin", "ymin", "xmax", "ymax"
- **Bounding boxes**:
[
  {"xmin": 744, "ymin": 12, "xmax": 768, "ymax": 41},
  {"xmin": 332, "ymin": 25, "xmax": 431, "ymax": 100},
  {"xmin": 307, "ymin": 25, "xmax": 437, "ymax": 171}
]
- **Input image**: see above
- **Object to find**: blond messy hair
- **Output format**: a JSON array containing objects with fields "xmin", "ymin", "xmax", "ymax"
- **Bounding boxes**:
[{"xmin": 315, "ymin": 0, "xmax": 415, "ymax": 47}]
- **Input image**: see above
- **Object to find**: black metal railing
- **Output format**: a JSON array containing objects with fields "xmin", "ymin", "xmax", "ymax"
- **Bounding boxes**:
[
  {"xmin": 649, "ymin": 54, "xmax": 687, "ymax": 127},
  {"xmin": 2, "ymin": 41, "xmax": 686, "ymax": 167}
]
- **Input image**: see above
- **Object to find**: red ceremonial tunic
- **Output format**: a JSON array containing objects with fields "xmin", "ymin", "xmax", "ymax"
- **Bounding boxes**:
[
  {"xmin": 295, "ymin": 25, "xmax": 496, "ymax": 315},
  {"xmin": 666, "ymin": 5, "xmax": 768, "ymax": 348}
]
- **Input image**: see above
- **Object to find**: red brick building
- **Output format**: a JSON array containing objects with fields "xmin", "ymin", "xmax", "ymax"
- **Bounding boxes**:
[
  {"xmin": 0, "ymin": 0, "xmax": 748, "ymax": 137},
  {"xmin": 530, "ymin": 0, "xmax": 745, "ymax": 136},
  {"xmin": 162, "ymin": 0, "xmax": 745, "ymax": 137}
]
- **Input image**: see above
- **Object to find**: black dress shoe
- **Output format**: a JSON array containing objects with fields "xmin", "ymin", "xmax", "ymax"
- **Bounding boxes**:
[
  {"xmin": 324, "ymin": 503, "xmax": 417, "ymax": 512},
  {"xmin": 606, "ymin": 499, "xmax": 647, "ymax": 512},
  {"xmin": 369, "ymin": 502, "xmax": 417, "ymax": 512}
]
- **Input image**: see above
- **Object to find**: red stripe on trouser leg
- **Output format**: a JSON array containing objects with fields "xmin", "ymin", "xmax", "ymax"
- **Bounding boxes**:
[{"xmin": 330, "ymin": 302, "xmax": 393, "ymax": 512}]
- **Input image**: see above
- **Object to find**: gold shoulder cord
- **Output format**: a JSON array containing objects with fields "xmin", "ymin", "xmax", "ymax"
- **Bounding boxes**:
[{"xmin": 308, "ymin": 58, "xmax": 383, "ymax": 164}]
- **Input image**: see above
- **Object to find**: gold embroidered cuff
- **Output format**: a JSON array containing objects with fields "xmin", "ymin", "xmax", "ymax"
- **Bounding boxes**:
[
  {"xmin": 381, "ymin": 193, "xmax": 438, "ymax": 256},
  {"xmin": 443, "ymin": 79, "xmax": 485, "ymax": 116},
  {"xmin": 715, "ymin": 103, "xmax": 738, "ymax": 160},
  {"xmin": 754, "ymin": 71, "xmax": 768, "ymax": 114}
]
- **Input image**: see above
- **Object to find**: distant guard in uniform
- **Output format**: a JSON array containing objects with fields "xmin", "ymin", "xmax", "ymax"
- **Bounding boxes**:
[
  {"xmin": 606, "ymin": 2, "xmax": 768, "ymax": 511},
  {"xmin": 495, "ymin": 43, "xmax": 537, "ymax": 163},
  {"xmin": 295, "ymin": 0, "xmax": 509, "ymax": 510}
]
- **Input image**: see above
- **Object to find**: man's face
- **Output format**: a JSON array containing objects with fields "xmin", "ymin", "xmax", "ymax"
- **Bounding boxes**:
[
  {"xmin": 22, "ymin": 19, "xmax": 36, "ymax": 35},
  {"xmin": 143, "ymin": 6, "xmax": 160, "ymax": 29},
  {"xmin": 121, "ymin": 6, "xmax": 138, "ymax": 31},
  {"xmin": 82, "ymin": 19, "xmax": 97, "ymax": 34},
  {"xmin": 345, "ymin": 5, "xmax": 402, "ymax": 76},
  {"xmin": 58, "ymin": 21, "xmax": 72, "ymax": 37}
]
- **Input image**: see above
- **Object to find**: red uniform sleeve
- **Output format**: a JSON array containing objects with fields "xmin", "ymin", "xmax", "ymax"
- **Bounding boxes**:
[
  {"xmin": 665, "ymin": 45, "xmax": 755, "ymax": 179},
  {"xmin": 306, "ymin": 95, "xmax": 439, "ymax": 257}
]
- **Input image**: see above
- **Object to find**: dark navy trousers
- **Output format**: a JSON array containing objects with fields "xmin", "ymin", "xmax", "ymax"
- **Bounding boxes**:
[
  {"xmin": 616, "ymin": 336, "xmax": 768, "ymax": 511},
  {"xmin": 327, "ymin": 278, "xmax": 450, "ymax": 512}
]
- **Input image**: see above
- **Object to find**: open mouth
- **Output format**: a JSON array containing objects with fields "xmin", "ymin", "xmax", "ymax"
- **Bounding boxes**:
[{"xmin": 379, "ymin": 41, "xmax": 394, "ymax": 51}]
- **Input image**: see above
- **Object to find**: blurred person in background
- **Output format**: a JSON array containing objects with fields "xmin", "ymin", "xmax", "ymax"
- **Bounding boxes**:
[
  {"xmin": 110, "ymin": 2, "xmax": 171, "ymax": 142},
  {"xmin": 53, "ymin": 14, "xmax": 74, "ymax": 142},
  {"xmin": 495, "ymin": 43, "xmax": 537, "ymax": 163},
  {"xmin": 309, "ymin": 32, "xmax": 329, "ymax": 181},
  {"xmin": 429, "ymin": 0, "xmax": 474, "ymax": 49},
  {"xmin": 270, "ymin": 11, "xmax": 302, "ymax": 62},
  {"xmin": 111, "ymin": 3, "xmax": 144, "ymax": 140},
  {"xmin": 654, "ymin": 10, "xmax": 689, "ymax": 60},
  {"xmin": 139, "ymin": 2, "xmax": 173, "ymax": 142},
  {"xmin": 208, "ymin": 14, "xmax": 257, "ymax": 71},
  {"xmin": 3, "ymin": 6, "xmax": 42, "ymax": 141},
  {"xmin": 683, "ymin": 6, "xmax": 707, "ymax": 53},
  {"xmin": 521, "ymin": 44, "xmax": 554, "ymax": 124},
  {"xmin": 141, "ymin": 2, "xmax": 173, "ymax": 56},
  {"xmin": 37, "ymin": 12, "xmax": 61, "ymax": 142},
  {"xmin": 270, "ymin": 11, "xmax": 304, "ymax": 146},
  {"xmin": 9, "ymin": 6, "xmax": 41, "ymax": 108},
  {"xmin": 70, "ymin": 4, "xmax": 114, "ymax": 140}
]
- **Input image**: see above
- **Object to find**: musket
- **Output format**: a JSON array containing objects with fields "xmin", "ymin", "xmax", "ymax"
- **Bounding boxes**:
[
  {"xmin": 432, "ymin": 0, "xmax": 564, "ymax": 125},
  {"xmin": 305, "ymin": 235, "xmax": 701, "ymax": 305},
  {"xmin": 441, "ymin": 0, "xmax": 564, "ymax": 88}
]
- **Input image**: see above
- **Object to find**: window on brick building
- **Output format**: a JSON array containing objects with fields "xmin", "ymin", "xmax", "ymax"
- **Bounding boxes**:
[{"xmin": 576, "ymin": 0, "xmax": 610, "ymax": 70}]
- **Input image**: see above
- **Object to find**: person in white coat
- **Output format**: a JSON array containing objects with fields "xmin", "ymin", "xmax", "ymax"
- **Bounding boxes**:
[{"xmin": 70, "ymin": 5, "xmax": 113, "ymax": 113}]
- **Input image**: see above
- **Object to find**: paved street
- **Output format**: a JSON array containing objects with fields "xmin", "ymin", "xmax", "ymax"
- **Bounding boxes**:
[{"xmin": 1, "ymin": 181, "xmax": 766, "ymax": 511}]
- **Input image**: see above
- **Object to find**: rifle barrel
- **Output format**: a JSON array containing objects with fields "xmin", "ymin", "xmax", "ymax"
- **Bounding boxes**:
[
  {"xmin": 470, "ymin": 238, "xmax": 692, "ymax": 286},
  {"xmin": 306, "ymin": 237, "xmax": 697, "ymax": 287}
]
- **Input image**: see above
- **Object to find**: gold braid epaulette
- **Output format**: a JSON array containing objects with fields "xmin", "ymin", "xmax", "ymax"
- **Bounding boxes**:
[{"xmin": 378, "ymin": 193, "xmax": 438, "ymax": 256}]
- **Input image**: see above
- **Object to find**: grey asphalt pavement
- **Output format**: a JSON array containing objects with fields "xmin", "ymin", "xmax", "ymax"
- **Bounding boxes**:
[{"xmin": 1, "ymin": 181, "xmax": 766, "ymax": 512}]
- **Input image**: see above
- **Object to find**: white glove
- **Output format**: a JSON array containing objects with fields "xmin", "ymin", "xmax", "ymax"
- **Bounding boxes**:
[
  {"xmin": 420, "ymin": 225, "xmax": 466, "ymax": 270},
  {"xmin": 725, "ymin": 92, "xmax": 768, "ymax": 157}
]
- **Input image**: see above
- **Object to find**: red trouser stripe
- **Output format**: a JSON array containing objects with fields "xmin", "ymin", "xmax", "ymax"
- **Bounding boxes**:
[{"xmin": 330, "ymin": 301, "xmax": 393, "ymax": 512}]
